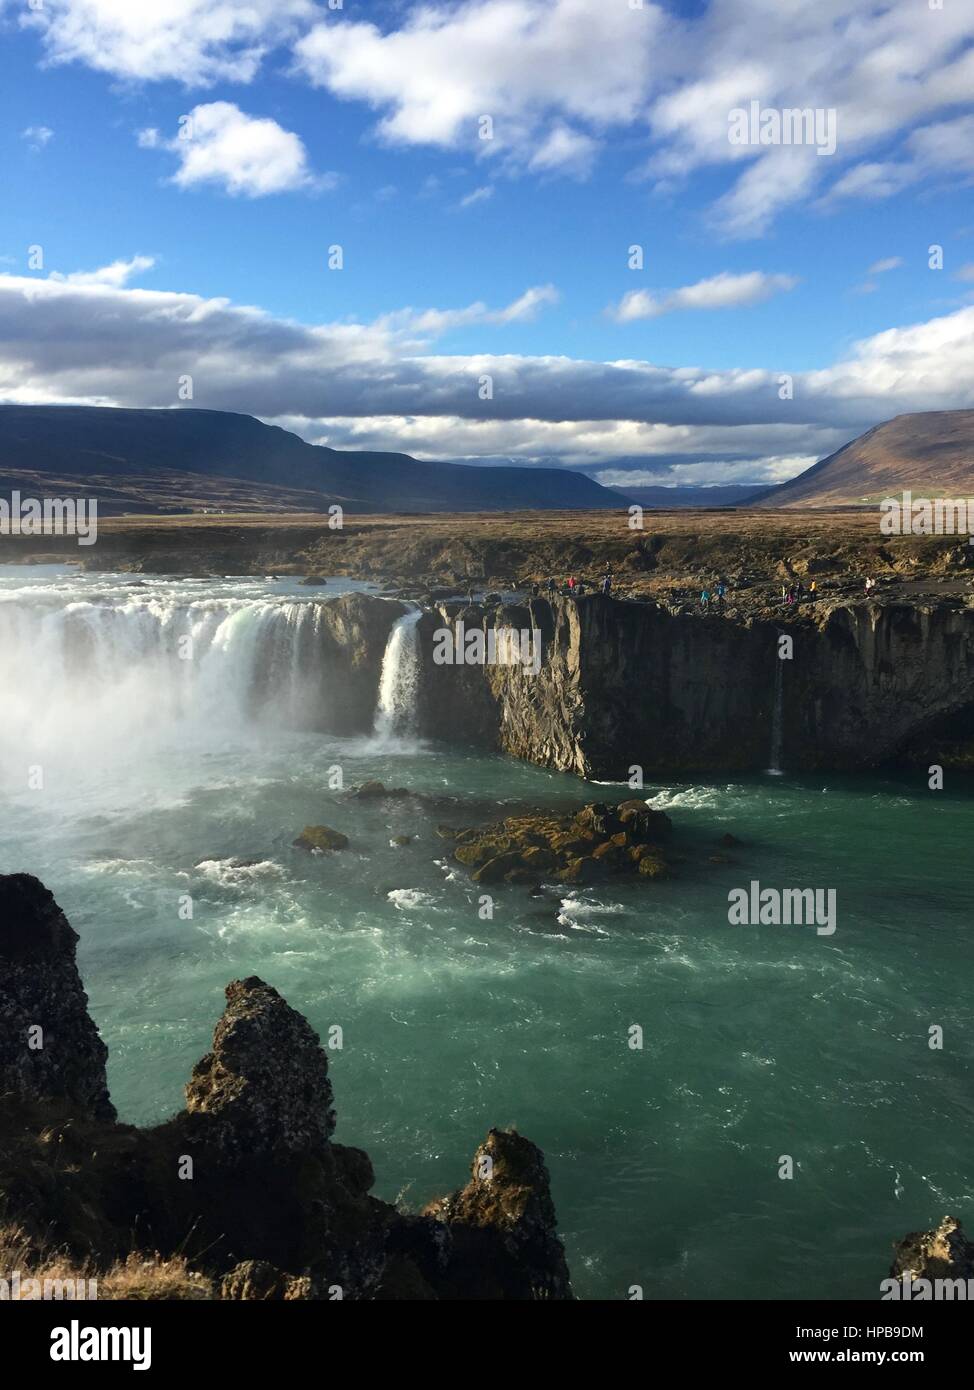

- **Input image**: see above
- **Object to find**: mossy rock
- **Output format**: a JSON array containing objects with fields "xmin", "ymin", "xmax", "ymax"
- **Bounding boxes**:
[
  {"xmin": 520, "ymin": 846, "xmax": 556, "ymax": 871},
  {"xmin": 293, "ymin": 826, "xmax": 349, "ymax": 853},
  {"xmin": 455, "ymin": 842, "xmax": 492, "ymax": 867},
  {"xmin": 472, "ymin": 851, "xmax": 525, "ymax": 884},
  {"xmin": 636, "ymin": 854, "xmax": 669, "ymax": 879},
  {"xmin": 555, "ymin": 856, "xmax": 599, "ymax": 884},
  {"xmin": 591, "ymin": 841, "xmax": 624, "ymax": 867}
]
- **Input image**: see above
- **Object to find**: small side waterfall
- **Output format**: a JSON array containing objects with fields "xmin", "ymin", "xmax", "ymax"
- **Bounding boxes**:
[
  {"xmin": 374, "ymin": 608, "xmax": 423, "ymax": 741},
  {"xmin": 767, "ymin": 646, "xmax": 784, "ymax": 776}
]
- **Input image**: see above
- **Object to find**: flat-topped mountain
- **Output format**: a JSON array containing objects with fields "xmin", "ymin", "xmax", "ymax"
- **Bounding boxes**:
[
  {"xmin": 0, "ymin": 404, "xmax": 627, "ymax": 515},
  {"xmin": 750, "ymin": 410, "xmax": 974, "ymax": 508}
]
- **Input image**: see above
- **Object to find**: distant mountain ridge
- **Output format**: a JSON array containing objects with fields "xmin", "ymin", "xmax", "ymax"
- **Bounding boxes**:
[
  {"xmin": 748, "ymin": 410, "xmax": 974, "ymax": 508},
  {"xmin": 623, "ymin": 484, "xmax": 766, "ymax": 509},
  {"xmin": 0, "ymin": 405, "xmax": 628, "ymax": 514}
]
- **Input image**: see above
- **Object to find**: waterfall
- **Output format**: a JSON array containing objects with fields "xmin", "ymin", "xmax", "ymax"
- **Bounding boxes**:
[
  {"xmin": 373, "ymin": 608, "xmax": 423, "ymax": 741},
  {"xmin": 0, "ymin": 577, "xmax": 332, "ymax": 768},
  {"xmin": 767, "ymin": 645, "xmax": 785, "ymax": 776}
]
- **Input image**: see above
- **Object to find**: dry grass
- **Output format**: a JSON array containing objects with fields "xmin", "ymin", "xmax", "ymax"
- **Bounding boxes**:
[
  {"xmin": 0, "ymin": 1224, "xmax": 214, "ymax": 1300},
  {"xmin": 97, "ymin": 1253, "xmax": 214, "ymax": 1301}
]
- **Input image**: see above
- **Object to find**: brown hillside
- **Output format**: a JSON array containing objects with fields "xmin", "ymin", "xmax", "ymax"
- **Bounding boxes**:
[{"xmin": 756, "ymin": 410, "xmax": 974, "ymax": 507}]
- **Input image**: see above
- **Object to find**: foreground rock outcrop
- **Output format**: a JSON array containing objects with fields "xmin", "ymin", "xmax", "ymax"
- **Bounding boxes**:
[
  {"xmin": 0, "ymin": 874, "xmax": 572, "ymax": 1300},
  {"xmin": 0, "ymin": 875, "xmax": 115, "ymax": 1124}
]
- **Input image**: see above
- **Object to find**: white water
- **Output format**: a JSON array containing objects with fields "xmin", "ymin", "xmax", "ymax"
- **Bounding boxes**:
[
  {"xmin": 373, "ymin": 608, "xmax": 423, "ymax": 741},
  {"xmin": 0, "ymin": 570, "xmax": 376, "ymax": 776}
]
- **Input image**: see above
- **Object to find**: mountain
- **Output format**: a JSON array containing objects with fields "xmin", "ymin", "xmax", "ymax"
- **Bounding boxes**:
[
  {"xmin": 621, "ymin": 484, "xmax": 767, "ymax": 509},
  {"xmin": 0, "ymin": 405, "xmax": 628, "ymax": 514},
  {"xmin": 748, "ymin": 411, "xmax": 974, "ymax": 508}
]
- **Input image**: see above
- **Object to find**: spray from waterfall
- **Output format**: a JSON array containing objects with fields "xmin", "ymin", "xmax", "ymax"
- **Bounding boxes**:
[
  {"xmin": 0, "ymin": 577, "xmax": 332, "ymax": 772},
  {"xmin": 767, "ymin": 643, "xmax": 785, "ymax": 776},
  {"xmin": 374, "ymin": 608, "xmax": 423, "ymax": 742}
]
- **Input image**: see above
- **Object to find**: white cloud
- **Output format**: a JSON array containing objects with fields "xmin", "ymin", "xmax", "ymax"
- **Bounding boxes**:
[
  {"xmin": 12, "ymin": 0, "xmax": 974, "ymax": 234},
  {"xmin": 0, "ymin": 272, "xmax": 972, "ymax": 479},
  {"xmin": 458, "ymin": 185, "xmax": 493, "ymax": 209},
  {"xmin": 867, "ymin": 257, "xmax": 903, "ymax": 276},
  {"xmin": 289, "ymin": 0, "xmax": 974, "ymax": 230},
  {"xmin": 610, "ymin": 271, "xmax": 797, "ymax": 322},
  {"xmin": 372, "ymin": 286, "xmax": 560, "ymax": 342},
  {"xmin": 50, "ymin": 256, "xmax": 155, "ymax": 288},
  {"xmin": 140, "ymin": 103, "xmax": 324, "ymax": 198},
  {"xmin": 821, "ymin": 161, "xmax": 917, "ymax": 205},
  {"xmin": 294, "ymin": 415, "xmax": 840, "ymax": 476},
  {"xmin": 852, "ymin": 255, "xmax": 904, "ymax": 295},
  {"xmin": 528, "ymin": 125, "xmax": 599, "ymax": 177},
  {"xmin": 7, "ymin": 0, "xmax": 974, "ymax": 244},
  {"xmin": 292, "ymin": 0, "xmax": 661, "ymax": 170},
  {"xmin": 645, "ymin": 0, "xmax": 974, "ymax": 234},
  {"xmin": 825, "ymin": 113, "xmax": 974, "ymax": 208},
  {"xmin": 595, "ymin": 455, "xmax": 818, "ymax": 487},
  {"xmin": 19, "ymin": 0, "xmax": 316, "ymax": 86},
  {"xmin": 21, "ymin": 126, "xmax": 54, "ymax": 149}
]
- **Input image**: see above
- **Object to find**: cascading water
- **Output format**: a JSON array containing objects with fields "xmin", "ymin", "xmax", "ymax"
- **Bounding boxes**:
[
  {"xmin": 373, "ymin": 607, "xmax": 423, "ymax": 741},
  {"xmin": 0, "ymin": 571, "xmax": 338, "ymax": 773},
  {"xmin": 767, "ymin": 644, "xmax": 784, "ymax": 776}
]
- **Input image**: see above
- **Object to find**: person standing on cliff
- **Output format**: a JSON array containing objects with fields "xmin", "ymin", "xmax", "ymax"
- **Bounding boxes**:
[{"xmin": 700, "ymin": 587, "xmax": 710, "ymax": 611}]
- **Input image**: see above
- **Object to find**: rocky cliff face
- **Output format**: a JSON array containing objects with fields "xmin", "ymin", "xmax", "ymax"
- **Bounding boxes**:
[
  {"xmin": 411, "ymin": 594, "xmax": 974, "ymax": 776},
  {"xmin": 313, "ymin": 592, "xmax": 406, "ymax": 735},
  {"xmin": 0, "ymin": 875, "xmax": 115, "ymax": 1123},
  {"xmin": 0, "ymin": 875, "xmax": 572, "ymax": 1300}
]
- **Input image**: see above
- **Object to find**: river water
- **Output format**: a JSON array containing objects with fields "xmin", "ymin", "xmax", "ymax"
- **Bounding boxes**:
[{"xmin": 1, "ymin": 565, "xmax": 971, "ymax": 1299}]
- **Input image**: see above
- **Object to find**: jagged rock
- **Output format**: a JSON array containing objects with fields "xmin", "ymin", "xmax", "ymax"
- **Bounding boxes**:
[
  {"xmin": 185, "ymin": 978, "xmax": 335, "ymax": 1157},
  {"xmin": 0, "ymin": 876, "xmax": 572, "ymax": 1301},
  {"xmin": 293, "ymin": 825, "xmax": 349, "ymax": 852},
  {"xmin": 0, "ymin": 873, "xmax": 115, "ymax": 1122},
  {"xmin": 891, "ymin": 1216, "xmax": 974, "ymax": 1281},
  {"xmin": 422, "ymin": 1128, "xmax": 573, "ymax": 1300}
]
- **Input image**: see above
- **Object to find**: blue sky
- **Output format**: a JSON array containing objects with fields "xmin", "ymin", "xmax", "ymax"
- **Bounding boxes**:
[{"xmin": 1, "ymin": 0, "xmax": 973, "ymax": 487}]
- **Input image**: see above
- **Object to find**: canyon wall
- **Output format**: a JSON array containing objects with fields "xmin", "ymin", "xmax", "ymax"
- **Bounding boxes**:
[{"xmin": 409, "ymin": 595, "xmax": 974, "ymax": 777}]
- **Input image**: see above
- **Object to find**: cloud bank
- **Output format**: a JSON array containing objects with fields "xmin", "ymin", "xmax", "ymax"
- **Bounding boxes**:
[{"xmin": 1, "ymin": 268, "xmax": 972, "ymax": 480}]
